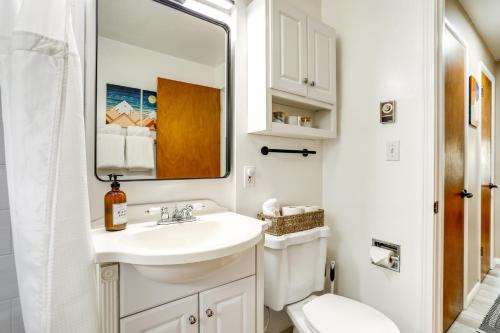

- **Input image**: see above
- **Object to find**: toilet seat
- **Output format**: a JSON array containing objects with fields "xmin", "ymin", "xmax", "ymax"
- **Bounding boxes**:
[{"xmin": 287, "ymin": 294, "xmax": 399, "ymax": 333}]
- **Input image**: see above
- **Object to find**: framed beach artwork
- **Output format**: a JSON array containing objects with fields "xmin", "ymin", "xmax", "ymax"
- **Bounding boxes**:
[
  {"xmin": 469, "ymin": 76, "xmax": 479, "ymax": 128},
  {"xmin": 105, "ymin": 84, "xmax": 157, "ymax": 130}
]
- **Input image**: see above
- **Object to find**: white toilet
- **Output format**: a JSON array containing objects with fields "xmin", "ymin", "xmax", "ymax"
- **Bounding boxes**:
[{"xmin": 264, "ymin": 226, "xmax": 400, "ymax": 333}]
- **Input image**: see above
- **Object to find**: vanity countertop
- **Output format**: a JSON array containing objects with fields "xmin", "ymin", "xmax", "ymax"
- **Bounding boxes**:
[{"xmin": 92, "ymin": 210, "xmax": 266, "ymax": 266}]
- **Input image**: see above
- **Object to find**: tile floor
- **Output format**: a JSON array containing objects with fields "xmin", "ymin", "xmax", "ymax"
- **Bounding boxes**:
[{"xmin": 448, "ymin": 266, "xmax": 500, "ymax": 333}]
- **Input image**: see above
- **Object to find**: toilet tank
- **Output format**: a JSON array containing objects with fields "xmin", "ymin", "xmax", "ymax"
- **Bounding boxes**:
[{"xmin": 263, "ymin": 226, "xmax": 330, "ymax": 311}]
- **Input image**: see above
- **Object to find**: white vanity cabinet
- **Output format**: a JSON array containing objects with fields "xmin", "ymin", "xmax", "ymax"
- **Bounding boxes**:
[
  {"xmin": 120, "ymin": 277, "xmax": 255, "ymax": 333},
  {"xmin": 121, "ymin": 295, "xmax": 199, "ymax": 333},
  {"xmin": 248, "ymin": 0, "xmax": 337, "ymax": 140},
  {"xmin": 98, "ymin": 246, "xmax": 261, "ymax": 333},
  {"xmin": 94, "ymin": 201, "xmax": 265, "ymax": 333},
  {"xmin": 199, "ymin": 276, "xmax": 255, "ymax": 333}
]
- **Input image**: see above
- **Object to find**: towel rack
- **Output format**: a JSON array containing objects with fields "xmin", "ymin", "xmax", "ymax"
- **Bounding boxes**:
[{"xmin": 260, "ymin": 146, "xmax": 316, "ymax": 157}]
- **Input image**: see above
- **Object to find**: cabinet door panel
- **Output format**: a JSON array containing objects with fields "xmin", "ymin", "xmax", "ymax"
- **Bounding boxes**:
[
  {"xmin": 121, "ymin": 295, "xmax": 198, "ymax": 333},
  {"xmin": 270, "ymin": 0, "xmax": 308, "ymax": 96},
  {"xmin": 199, "ymin": 276, "xmax": 255, "ymax": 333},
  {"xmin": 307, "ymin": 17, "xmax": 336, "ymax": 104}
]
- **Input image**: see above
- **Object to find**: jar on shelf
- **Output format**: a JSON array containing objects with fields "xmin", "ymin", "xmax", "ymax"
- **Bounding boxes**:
[
  {"xmin": 300, "ymin": 116, "xmax": 312, "ymax": 127},
  {"xmin": 272, "ymin": 111, "xmax": 285, "ymax": 123}
]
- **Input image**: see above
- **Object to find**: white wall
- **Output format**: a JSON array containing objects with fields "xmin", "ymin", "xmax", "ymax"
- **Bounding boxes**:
[
  {"xmin": 321, "ymin": 0, "xmax": 427, "ymax": 332},
  {"xmin": 445, "ymin": 0, "xmax": 497, "ymax": 295},
  {"xmin": 0, "ymin": 97, "xmax": 24, "ymax": 333}
]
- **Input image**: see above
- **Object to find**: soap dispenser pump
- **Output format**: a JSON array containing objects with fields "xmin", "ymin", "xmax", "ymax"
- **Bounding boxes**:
[{"xmin": 104, "ymin": 174, "xmax": 127, "ymax": 231}]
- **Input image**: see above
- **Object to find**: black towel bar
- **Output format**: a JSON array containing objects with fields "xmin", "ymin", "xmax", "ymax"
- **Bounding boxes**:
[{"xmin": 261, "ymin": 146, "xmax": 316, "ymax": 157}]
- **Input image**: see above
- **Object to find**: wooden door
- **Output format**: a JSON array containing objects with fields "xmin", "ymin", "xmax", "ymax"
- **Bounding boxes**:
[
  {"xmin": 306, "ymin": 17, "xmax": 336, "ymax": 104},
  {"xmin": 121, "ymin": 294, "xmax": 198, "ymax": 333},
  {"xmin": 156, "ymin": 78, "xmax": 220, "ymax": 179},
  {"xmin": 199, "ymin": 276, "xmax": 255, "ymax": 333},
  {"xmin": 443, "ymin": 27, "xmax": 466, "ymax": 332},
  {"xmin": 270, "ymin": 0, "xmax": 308, "ymax": 96},
  {"xmin": 481, "ymin": 72, "xmax": 493, "ymax": 280}
]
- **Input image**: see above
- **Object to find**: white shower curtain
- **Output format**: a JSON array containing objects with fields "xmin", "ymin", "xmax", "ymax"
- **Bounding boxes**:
[{"xmin": 0, "ymin": 0, "xmax": 99, "ymax": 332}]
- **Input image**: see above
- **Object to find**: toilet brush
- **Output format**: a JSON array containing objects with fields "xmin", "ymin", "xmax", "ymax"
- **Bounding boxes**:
[{"xmin": 329, "ymin": 260, "xmax": 336, "ymax": 294}]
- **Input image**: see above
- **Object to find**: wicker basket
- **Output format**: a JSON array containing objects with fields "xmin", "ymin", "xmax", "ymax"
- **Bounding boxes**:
[{"xmin": 257, "ymin": 209, "xmax": 324, "ymax": 236}]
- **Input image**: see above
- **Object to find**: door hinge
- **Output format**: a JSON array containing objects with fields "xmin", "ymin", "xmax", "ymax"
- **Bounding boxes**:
[
  {"xmin": 481, "ymin": 246, "xmax": 484, "ymax": 257},
  {"xmin": 433, "ymin": 201, "xmax": 439, "ymax": 214},
  {"xmin": 481, "ymin": 87, "xmax": 485, "ymax": 98}
]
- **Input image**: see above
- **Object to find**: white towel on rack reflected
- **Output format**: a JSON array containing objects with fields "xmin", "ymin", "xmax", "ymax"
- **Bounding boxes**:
[
  {"xmin": 126, "ymin": 136, "xmax": 154, "ymax": 170},
  {"xmin": 127, "ymin": 125, "xmax": 150, "ymax": 137},
  {"xmin": 98, "ymin": 123, "xmax": 122, "ymax": 135},
  {"xmin": 96, "ymin": 133, "xmax": 125, "ymax": 169}
]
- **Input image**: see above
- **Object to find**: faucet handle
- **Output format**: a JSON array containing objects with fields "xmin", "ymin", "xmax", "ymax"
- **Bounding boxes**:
[
  {"xmin": 145, "ymin": 207, "xmax": 161, "ymax": 215},
  {"xmin": 181, "ymin": 204, "xmax": 195, "ymax": 221}
]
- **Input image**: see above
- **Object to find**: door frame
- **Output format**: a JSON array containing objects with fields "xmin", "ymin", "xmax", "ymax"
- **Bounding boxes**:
[
  {"xmin": 479, "ymin": 62, "xmax": 496, "ymax": 272},
  {"xmin": 432, "ymin": 16, "xmax": 471, "ymax": 332}
]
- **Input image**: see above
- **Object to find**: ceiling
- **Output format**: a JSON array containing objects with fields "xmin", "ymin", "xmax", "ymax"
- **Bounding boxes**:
[
  {"xmin": 98, "ymin": 0, "xmax": 227, "ymax": 67},
  {"xmin": 459, "ymin": 0, "xmax": 500, "ymax": 61}
]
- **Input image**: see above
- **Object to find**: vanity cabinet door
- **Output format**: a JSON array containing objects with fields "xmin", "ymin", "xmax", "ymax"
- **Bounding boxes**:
[
  {"xmin": 270, "ymin": 0, "xmax": 308, "ymax": 97},
  {"xmin": 307, "ymin": 17, "xmax": 336, "ymax": 104},
  {"xmin": 199, "ymin": 276, "xmax": 256, "ymax": 333},
  {"xmin": 121, "ymin": 294, "xmax": 198, "ymax": 333}
]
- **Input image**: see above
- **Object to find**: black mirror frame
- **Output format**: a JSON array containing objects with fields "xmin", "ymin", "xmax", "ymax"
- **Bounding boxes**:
[{"xmin": 94, "ymin": 0, "xmax": 232, "ymax": 182}]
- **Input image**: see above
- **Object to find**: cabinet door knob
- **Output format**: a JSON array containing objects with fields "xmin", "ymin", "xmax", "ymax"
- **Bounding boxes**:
[
  {"xmin": 188, "ymin": 315, "xmax": 197, "ymax": 325},
  {"xmin": 303, "ymin": 78, "xmax": 309, "ymax": 84},
  {"xmin": 206, "ymin": 308, "xmax": 214, "ymax": 317},
  {"xmin": 310, "ymin": 81, "xmax": 316, "ymax": 87}
]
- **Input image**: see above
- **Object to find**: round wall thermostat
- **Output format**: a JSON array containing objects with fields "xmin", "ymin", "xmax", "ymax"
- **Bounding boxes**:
[{"xmin": 382, "ymin": 103, "xmax": 393, "ymax": 114}]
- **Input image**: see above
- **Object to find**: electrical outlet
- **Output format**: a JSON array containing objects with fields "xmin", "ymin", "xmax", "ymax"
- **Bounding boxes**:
[
  {"xmin": 243, "ymin": 166, "xmax": 256, "ymax": 188},
  {"xmin": 386, "ymin": 140, "xmax": 400, "ymax": 161}
]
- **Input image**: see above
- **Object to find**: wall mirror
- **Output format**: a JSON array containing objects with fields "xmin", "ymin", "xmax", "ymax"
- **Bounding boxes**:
[{"xmin": 95, "ymin": 0, "xmax": 230, "ymax": 181}]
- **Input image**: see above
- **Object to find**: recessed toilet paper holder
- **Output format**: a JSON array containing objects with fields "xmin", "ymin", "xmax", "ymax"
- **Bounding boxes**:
[{"xmin": 371, "ymin": 239, "xmax": 400, "ymax": 272}]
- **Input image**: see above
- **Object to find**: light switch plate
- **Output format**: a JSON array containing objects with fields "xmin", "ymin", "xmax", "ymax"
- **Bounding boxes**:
[{"xmin": 386, "ymin": 140, "xmax": 400, "ymax": 161}]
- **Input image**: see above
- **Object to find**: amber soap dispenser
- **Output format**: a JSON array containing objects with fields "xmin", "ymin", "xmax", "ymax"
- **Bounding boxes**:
[{"xmin": 104, "ymin": 174, "xmax": 127, "ymax": 231}]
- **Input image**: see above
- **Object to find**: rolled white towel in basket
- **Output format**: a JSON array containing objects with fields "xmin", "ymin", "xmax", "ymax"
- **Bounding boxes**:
[{"xmin": 262, "ymin": 198, "xmax": 281, "ymax": 217}]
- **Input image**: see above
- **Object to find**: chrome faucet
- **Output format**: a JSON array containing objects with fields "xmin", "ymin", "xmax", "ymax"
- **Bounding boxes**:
[{"xmin": 146, "ymin": 204, "xmax": 196, "ymax": 225}]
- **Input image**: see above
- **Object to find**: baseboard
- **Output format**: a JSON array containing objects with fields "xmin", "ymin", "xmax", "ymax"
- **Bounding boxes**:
[{"xmin": 466, "ymin": 281, "xmax": 481, "ymax": 308}]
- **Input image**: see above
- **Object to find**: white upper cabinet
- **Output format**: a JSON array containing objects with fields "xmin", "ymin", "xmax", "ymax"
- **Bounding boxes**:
[
  {"xmin": 269, "ymin": 0, "xmax": 336, "ymax": 104},
  {"xmin": 270, "ymin": 0, "xmax": 308, "ymax": 96},
  {"xmin": 121, "ymin": 294, "xmax": 198, "ymax": 333},
  {"xmin": 247, "ymin": 0, "xmax": 337, "ymax": 139},
  {"xmin": 307, "ymin": 17, "xmax": 336, "ymax": 104},
  {"xmin": 199, "ymin": 276, "xmax": 256, "ymax": 333}
]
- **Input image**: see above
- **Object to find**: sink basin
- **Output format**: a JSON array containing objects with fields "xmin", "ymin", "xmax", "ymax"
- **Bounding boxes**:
[{"xmin": 92, "ymin": 211, "xmax": 265, "ymax": 283}]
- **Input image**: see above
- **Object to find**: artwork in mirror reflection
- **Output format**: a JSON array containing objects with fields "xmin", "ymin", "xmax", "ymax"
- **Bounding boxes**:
[
  {"xmin": 95, "ymin": 0, "xmax": 229, "ymax": 180},
  {"xmin": 105, "ymin": 84, "xmax": 157, "ymax": 130}
]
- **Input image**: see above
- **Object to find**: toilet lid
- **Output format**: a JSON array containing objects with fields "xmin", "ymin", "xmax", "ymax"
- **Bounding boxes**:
[{"xmin": 302, "ymin": 294, "xmax": 400, "ymax": 333}]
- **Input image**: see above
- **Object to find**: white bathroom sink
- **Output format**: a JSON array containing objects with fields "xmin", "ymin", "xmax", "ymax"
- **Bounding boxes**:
[{"xmin": 92, "ymin": 211, "xmax": 265, "ymax": 283}]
